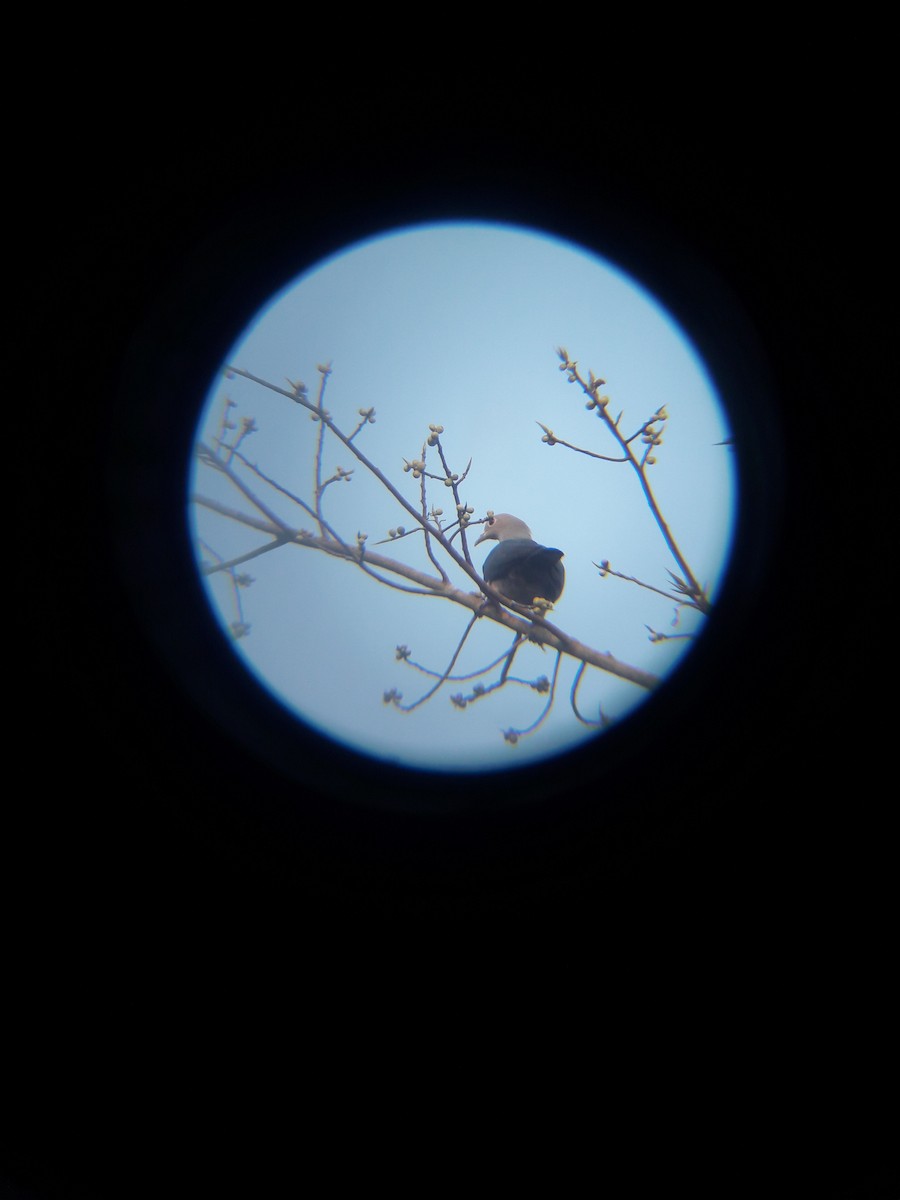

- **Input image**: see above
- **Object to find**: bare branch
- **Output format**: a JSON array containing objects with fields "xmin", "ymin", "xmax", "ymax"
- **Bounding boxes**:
[
  {"xmin": 417, "ymin": 441, "xmax": 450, "ymax": 584},
  {"xmin": 217, "ymin": 443, "xmax": 322, "ymax": 527},
  {"xmin": 396, "ymin": 615, "xmax": 480, "ymax": 712},
  {"xmin": 197, "ymin": 442, "xmax": 294, "ymax": 534},
  {"xmin": 502, "ymin": 651, "xmax": 563, "ymax": 744},
  {"xmin": 550, "ymin": 351, "xmax": 710, "ymax": 613},
  {"xmin": 448, "ymin": 636, "xmax": 562, "ymax": 715},
  {"xmin": 312, "ymin": 363, "xmax": 332, "ymax": 535},
  {"xmin": 594, "ymin": 560, "xmax": 700, "ymax": 610},
  {"xmin": 570, "ymin": 661, "xmax": 606, "ymax": 728},
  {"xmin": 193, "ymin": 493, "xmax": 660, "ymax": 691},
  {"xmin": 196, "ymin": 537, "xmax": 253, "ymax": 635},
  {"xmin": 432, "ymin": 433, "xmax": 475, "ymax": 565},
  {"xmin": 395, "ymin": 642, "xmax": 518, "ymax": 683},
  {"xmin": 225, "ymin": 366, "xmax": 491, "ymax": 599},
  {"xmin": 645, "ymin": 626, "xmax": 697, "ymax": 644},
  {"xmin": 537, "ymin": 422, "xmax": 627, "ymax": 463}
]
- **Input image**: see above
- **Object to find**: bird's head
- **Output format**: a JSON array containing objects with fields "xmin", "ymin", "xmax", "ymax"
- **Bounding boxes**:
[{"xmin": 474, "ymin": 513, "xmax": 534, "ymax": 546}]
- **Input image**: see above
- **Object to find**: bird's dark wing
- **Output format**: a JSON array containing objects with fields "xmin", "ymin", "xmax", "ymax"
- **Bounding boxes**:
[{"xmin": 483, "ymin": 539, "xmax": 565, "ymax": 605}]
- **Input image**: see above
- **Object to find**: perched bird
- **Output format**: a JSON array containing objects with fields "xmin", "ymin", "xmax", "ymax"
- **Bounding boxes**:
[{"xmin": 474, "ymin": 514, "xmax": 565, "ymax": 606}]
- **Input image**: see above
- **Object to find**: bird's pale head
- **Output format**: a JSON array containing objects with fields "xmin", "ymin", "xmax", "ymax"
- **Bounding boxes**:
[{"xmin": 474, "ymin": 513, "xmax": 534, "ymax": 546}]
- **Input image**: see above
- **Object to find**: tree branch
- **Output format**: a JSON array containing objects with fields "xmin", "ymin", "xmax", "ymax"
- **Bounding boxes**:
[
  {"xmin": 552, "ymin": 350, "xmax": 711, "ymax": 614},
  {"xmin": 226, "ymin": 366, "xmax": 491, "ymax": 598},
  {"xmin": 193, "ymin": 494, "xmax": 660, "ymax": 691}
]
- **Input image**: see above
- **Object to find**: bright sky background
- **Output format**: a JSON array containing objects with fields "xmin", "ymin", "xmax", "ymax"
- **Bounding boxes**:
[{"xmin": 188, "ymin": 222, "xmax": 737, "ymax": 773}]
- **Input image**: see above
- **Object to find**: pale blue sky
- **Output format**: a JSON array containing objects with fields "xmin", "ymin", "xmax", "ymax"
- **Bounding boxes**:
[{"xmin": 188, "ymin": 221, "xmax": 736, "ymax": 772}]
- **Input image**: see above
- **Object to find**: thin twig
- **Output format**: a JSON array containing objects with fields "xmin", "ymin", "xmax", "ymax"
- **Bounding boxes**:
[
  {"xmin": 552, "ymin": 352, "xmax": 710, "ymax": 613},
  {"xmin": 399, "ymin": 644, "xmax": 520, "ymax": 683},
  {"xmin": 536, "ymin": 423, "xmax": 627, "ymax": 462},
  {"xmin": 505, "ymin": 650, "xmax": 563, "ymax": 740},
  {"xmin": 398, "ymin": 615, "xmax": 480, "ymax": 712},
  {"xmin": 197, "ymin": 538, "xmax": 251, "ymax": 632},
  {"xmin": 570, "ymin": 661, "xmax": 605, "ymax": 728},
  {"xmin": 312, "ymin": 364, "xmax": 332, "ymax": 535},
  {"xmin": 434, "ymin": 437, "xmax": 474, "ymax": 565},
  {"xmin": 197, "ymin": 442, "xmax": 294, "ymax": 535},
  {"xmin": 418, "ymin": 441, "xmax": 450, "ymax": 584},
  {"xmin": 210, "ymin": 442, "xmax": 320, "ymax": 527},
  {"xmin": 595, "ymin": 561, "xmax": 700, "ymax": 609}
]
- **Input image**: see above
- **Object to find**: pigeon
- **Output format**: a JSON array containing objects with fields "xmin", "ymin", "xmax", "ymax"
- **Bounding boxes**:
[{"xmin": 474, "ymin": 514, "xmax": 565, "ymax": 606}]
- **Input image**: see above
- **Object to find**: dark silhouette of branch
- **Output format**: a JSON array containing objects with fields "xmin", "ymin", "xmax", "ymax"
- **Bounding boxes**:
[
  {"xmin": 197, "ymin": 443, "xmax": 294, "ymax": 535},
  {"xmin": 395, "ymin": 615, "xmax": 480, "ymax": 712},
  {"xmin": 196, "ymin": 537, "xmax": 253, "ymax": 638},
  {"xmin": 536, "ymin": 423, "xmax": 627, "ymax": 463},
  {"xmin": 444, "ymin": 636, "xmax": 565, "ymax": 730},
  {"xmin": 594, "ymin": 559, "xmax": 705, "ymax": 614},
  {"xmin": 500, "ymin": 650, "xmax": 563, "ymax": 744},
  {"xmin": 570, "ymin": 661, "xmax": 607, "ymax": 728},
  {"xmin": 645, "ymin": 626, "xmax": 696, "ymax": 644},
  {"xmin": 226, "ymin": 366, "xmax": 493, "ymax": 599},
  {"xmin": 549, "ymin": 348, "xmax": 711, "ymax": 614},
  {"xmin": 193, "ymin": 493, "xmax": 660, "ymax": 691},
  {"xmin": 312, "ymin": 364, "xmax": 332, "ymax": 534},
  {"xmin": 416, "ymin": 441, "xmax": 451, "ymax": 584},
  {"xmin": 396, "ymin": 642, "xmax": 519, "ymax": 683}
]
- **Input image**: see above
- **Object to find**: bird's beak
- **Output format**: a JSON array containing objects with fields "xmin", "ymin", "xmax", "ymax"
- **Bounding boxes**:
[{"xmin": 474, "ymin": 528, "xmax": 488, "ymax": 547}]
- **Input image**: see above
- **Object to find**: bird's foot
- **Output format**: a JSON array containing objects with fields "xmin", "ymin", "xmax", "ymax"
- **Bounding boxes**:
[{"xmin": 529, "ymin": 596, "xmax": 554, "ymax": 616}]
